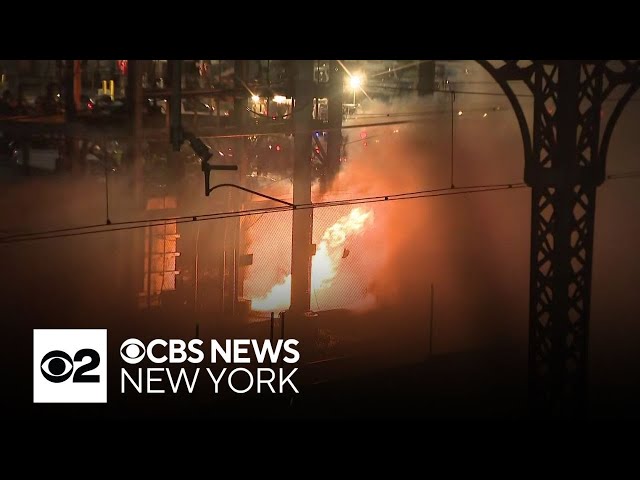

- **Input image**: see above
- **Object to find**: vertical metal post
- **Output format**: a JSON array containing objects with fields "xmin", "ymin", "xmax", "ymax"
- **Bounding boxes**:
[
  {"xmin": 129, "ymin": 59, "xmax": 144, "ymax": 207},
  {"xmin": 279, "ymin": 312, "xmax": 286, "ymax": 370},
  {"xmin": 62, "ymin": 60, "xmax": 76, "ymax": 173},
  {"xmin": 270, "ymin": 312, "xmax": 275, "ymax": 342},
  {"xmin": 170, "ymin": 60, "xmax": 183, "ymax": 152},
  {"xmin": 290, "ymin": 60, "xmax": 314, "ymax": 315},
  {"xmin": 73, "ymin": 60, "xmax": 81, "ymax": 111},
  {"xmin": 323, "ymin": 60, "xmax": 343, "ymax": 192}
]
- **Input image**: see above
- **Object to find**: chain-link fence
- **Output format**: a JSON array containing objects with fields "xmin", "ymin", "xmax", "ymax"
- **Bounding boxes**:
[{"xmin": 241, "ymin": 201, "xmax": 384, "ymax": 316}]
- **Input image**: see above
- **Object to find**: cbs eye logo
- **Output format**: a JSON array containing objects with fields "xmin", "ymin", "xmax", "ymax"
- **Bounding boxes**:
[
  {"xmin": 33, "ymin": 329, "xmax": 107, "ymax": 403},
  {"xmin": 120, "ymin": 338, "xmax": 146, "ymax": 364},
  {"xmin": 40, "ymin": 349, "xmax": 100, "ymax": 383}
]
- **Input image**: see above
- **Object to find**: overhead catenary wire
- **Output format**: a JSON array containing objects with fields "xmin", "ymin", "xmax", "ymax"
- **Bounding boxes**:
[
  {"xmin": 3, "ymin": 64, "xmax": 639, "ymax": 244},
  {"xmin": 339, "ymin": 107, "xmax": 507, "ymax": 118},
  {"xmin": 1, "ymin": 116, "xmax": 466, "ymax": 144},
  {"xmin": 0, "ymin": 97, "xmax": 514, "ymax": 144},
  {"xmin": 198, "ymin": 117, "xmax": 443, "ymax": 141},
  {"xmin": 5, "ymin": 169, "xmax": 639, "ymax": 246},
  {"xmin": 0, "ymin": 181, "xmax": 525, "ymax": 240},
  {"xmin": 4, "ymin": 168, "xmax": 640, "ymax": 246},
  {"xmin": 6, "ymin": 85, "xmax": 630, "ymax": 143},
  {"xmin": 369, "ymin": 83, "xmax": 640, "ymax": 103},
  {"xmin": 0, "ymin": 182, "xmax": 529, "ymax": 245}
]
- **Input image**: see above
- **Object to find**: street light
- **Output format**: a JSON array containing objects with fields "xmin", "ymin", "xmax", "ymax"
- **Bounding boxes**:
[
  {"xmin": 349, "ymin": 74, "xmax": 362, "ymax": 106},
  {"xmin": 178, "ymin": 131, "xmax": 238, "ymax": 196}
]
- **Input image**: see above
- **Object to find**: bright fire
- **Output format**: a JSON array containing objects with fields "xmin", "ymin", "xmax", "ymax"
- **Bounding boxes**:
[{"xmin": 250, "ymin": 207, "xmax": 374, "ymax": 312}]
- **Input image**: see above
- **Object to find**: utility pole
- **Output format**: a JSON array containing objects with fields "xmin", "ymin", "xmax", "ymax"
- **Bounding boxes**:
[
  {"xmin": 73, "ymin": 60, "xmax": 81, "ymax": 111},
  {"xmin": 129, "ymin": 59, "xmax": 145, "ymax": 207},
  {"xmin": 127, "ymin": 59, "xmax": 146, "ymax": 309},
  {"xmin": 290, "ymin": 60, "xmax": 315, "ymax": 315},
  {"xmin": 417, "ymin": 60, "xmax": 436, "ymax": 96},
  {"xmin": 63, "ymin": 60, "xmax": 76, "ymax": 121},
  {"xmin": 221, "ymin": 60, "xmax": 249, "ymax": 317},
  {"xmin": 166, "ymin": 60, "xmax": 185, "ymax": 187},
  {"xmin": 62, "ymin": 60, "xmax": 78, "ymax": 172},
  {"xmin": 323, "ymin": 60, "xmax": 344, "ymax": 192}
]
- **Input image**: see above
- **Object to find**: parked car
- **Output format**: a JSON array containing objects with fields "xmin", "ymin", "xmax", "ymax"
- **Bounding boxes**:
[
  {"xmin": 14, "ymin": 137, "xmax": 63, "ymax": 172},
  {"xmin": 89, "ymin": 95, "xmax": 127, "ymax": 116}
]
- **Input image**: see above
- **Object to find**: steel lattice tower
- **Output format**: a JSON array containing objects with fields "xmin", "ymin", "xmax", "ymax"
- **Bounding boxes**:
[{"xmin": 478, "ymin": 60, "xmax": 640, "ymax": 415}]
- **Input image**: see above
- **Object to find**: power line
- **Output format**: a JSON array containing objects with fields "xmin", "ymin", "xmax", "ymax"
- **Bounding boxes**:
[
  {"xmin": 198, "ymin": 117, "xmax": 438, "ymax": 140},
  {"xmin": 5, "ymin": 171, "xmax": 638, "ymax": 245},
  {"xmin": 5, "ymin": 170, "xmax": 638, "ymax": 245},
  {"xmin": 436, "ymin": 88, "xmax": 640, "ymax": 103},
  {"xmin": 0, "ymin": 201, "xmax": 290, "ymax": 241},
  {"xmin": 1, "ymin": 181, "xmax": 524, "ymax": 240},
  {"xmin": 436, "ymin": 88, "xmax": 533, "ymax": 98},
  {"xmin": 0, "ymin": 182, "xmax": 528, "ymax": 245},
  {"xmin": 0, "ymin": 114, "xmax": 454, "ymax": 144},
  {"xmin": 201, "ymin": 108, "xmax": 507, "ymax": 142},
  {"xmin": 372, "ymin": 84, "xmax": 640, "ymax": 103},
  {"xmin": 344, "ymin": 106, "xmax": 509, "ymax": 119}
]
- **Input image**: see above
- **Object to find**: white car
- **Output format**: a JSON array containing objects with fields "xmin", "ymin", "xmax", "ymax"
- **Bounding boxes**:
[{"xmin": 15, "ymin": 141, "xmax": 62, "ymax": 172}]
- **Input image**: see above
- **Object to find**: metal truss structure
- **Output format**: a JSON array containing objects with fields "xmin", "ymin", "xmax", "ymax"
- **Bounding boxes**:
[{"xmin": 477, "ymin": 60, "xmax": 640, "ymax": 415}]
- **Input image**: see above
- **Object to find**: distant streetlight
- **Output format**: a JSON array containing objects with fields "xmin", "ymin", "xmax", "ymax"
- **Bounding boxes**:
[
  {"xmin": 349, "ymin": 75, "xmax": 362, "ymax": 90},
  {"xmin": 349, "ymin": 74, "xmax": 363, "ymax": 106},
  {"xmin": 251, "ymin": 95, "xmax": 260, "ymax": 103}
]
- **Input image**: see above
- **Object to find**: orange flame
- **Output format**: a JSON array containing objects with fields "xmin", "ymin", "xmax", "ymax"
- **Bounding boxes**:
[
  {"xmin": 250, "ymin": 274, "xmax": 291, "ymax": 312},
  {"xmin": 250, "ymin": 207, "xmax": 374, "ymax": 312}
]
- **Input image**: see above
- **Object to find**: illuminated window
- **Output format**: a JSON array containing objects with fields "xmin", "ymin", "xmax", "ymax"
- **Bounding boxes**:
[{"xmin": 138, "ymin": 196, "xmax": 180, "ymax": 308}]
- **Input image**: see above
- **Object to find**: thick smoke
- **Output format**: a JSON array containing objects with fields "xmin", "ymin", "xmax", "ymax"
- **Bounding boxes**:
[
  {"xmin": 3, "ymin": 62, "xmax": 640, "ymax": 405},
  {"xmin": 312, "ymin": 86, "xmax": 532, "ymax": 355}
]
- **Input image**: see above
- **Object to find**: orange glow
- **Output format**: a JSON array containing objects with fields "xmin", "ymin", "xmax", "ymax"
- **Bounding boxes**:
[
  {"xmin": 248, "ymin": 207, "xmax": 374, "ymax": 313},
  {"xmin": 242, "ymin": 210, "xmax": 292, "ymax": 313},
  {"xmin": 312, "ymin": 207, "xmax": 373, "ymax": 292},
  {"xmin": 251, "ymin": 273, "xmax": 291, "ymax": 312},
  {"xmin": 138, "ymin": 196, "xmax": 179, "ymax": 309}
]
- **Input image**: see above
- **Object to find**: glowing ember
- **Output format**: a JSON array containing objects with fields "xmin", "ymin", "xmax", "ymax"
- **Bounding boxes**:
[{"xmin": 250, "ymin": 207, "xmax": 374, "ymax": 312}]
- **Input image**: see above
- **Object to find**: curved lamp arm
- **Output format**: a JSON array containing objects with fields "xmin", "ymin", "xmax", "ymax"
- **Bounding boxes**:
[{"xmin": 205, "ymin": 182, "xmax": 295, "ymax": 207}]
